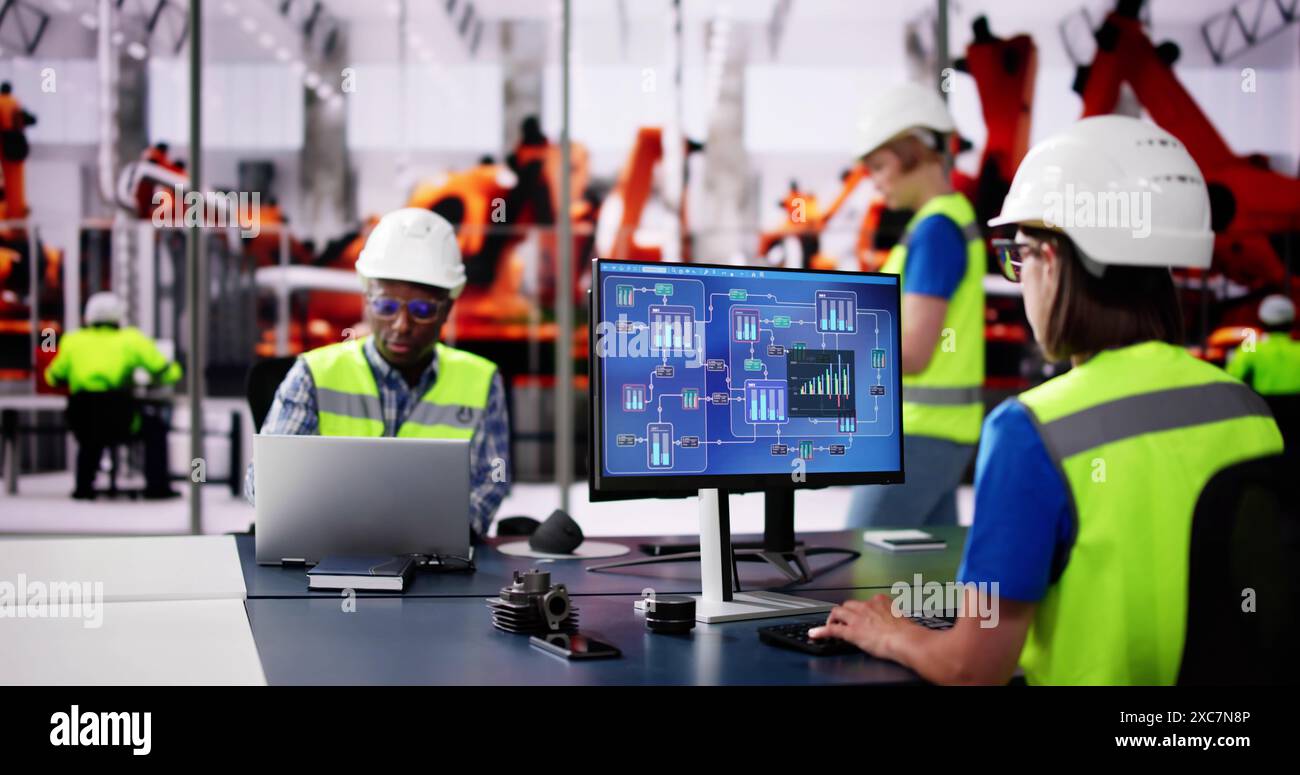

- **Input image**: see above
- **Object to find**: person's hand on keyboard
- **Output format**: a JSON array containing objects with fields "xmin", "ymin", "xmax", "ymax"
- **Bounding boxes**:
[{"xmin": 807, "ymin": 593, "xmax": 905, "ymax": 658}]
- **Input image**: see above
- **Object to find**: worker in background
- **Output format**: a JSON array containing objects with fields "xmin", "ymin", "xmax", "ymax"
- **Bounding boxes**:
[
  {"xmin": 812, "ymin": 116, "xmax": 1284, "ymax": 684},
  {"xmin": 46, "ymin": 292, "xmax": 183, "ymax": 500},
  {"xmin": 0, "ymin": 81, "xmax": 37, "ymax": 220},
  {"xmin": 507, "ymin": 115, "xmax": 556, "ymax": 224},
  {"xmin": 135, "ymin": 142, "xmax": 178, "ymax": 218},
  {"xmin": 1227, "ymin": 294, "xmax": 1300, "ymax": 397},
  {"xmin": 847, "ymin": 83, "xmax": 986, "ymax": 528},
  {"xmin": 780, "ymin": 180, "xmax": 821, "ymax": 269},
  {"xmin": 246, "ymin": 209, "xmax": 512, "ymax": 537},
  {"xmin": 1228, "ymin": 293, "xmax": 1300, "ymax": 452}
]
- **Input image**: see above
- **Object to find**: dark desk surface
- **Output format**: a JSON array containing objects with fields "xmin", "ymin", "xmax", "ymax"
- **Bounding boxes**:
[
  {"xmin": 245, "ymin": 590, "xmax": 921, "ymax": 685},
  {"xmin": 236, "ymin": 527, "xmax": 967, "ymax": 599}
]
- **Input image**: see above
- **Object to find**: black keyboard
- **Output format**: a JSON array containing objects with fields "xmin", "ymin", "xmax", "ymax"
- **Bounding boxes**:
[
  {"xmin": 758, "ymin": 613, "xmax": 956, "ymax": 656},
  {"xmin": 912, "ymin": 614, "xmax": 956, "ymax": 630},
  {"xmin": 758, "ymin": 619, "xmax": 858, "ymax": 655}
]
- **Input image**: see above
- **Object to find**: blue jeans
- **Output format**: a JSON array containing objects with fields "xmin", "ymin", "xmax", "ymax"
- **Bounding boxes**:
[{"xmin": 847, "ymin": 434, "xmax": 975, "ymax": 528}]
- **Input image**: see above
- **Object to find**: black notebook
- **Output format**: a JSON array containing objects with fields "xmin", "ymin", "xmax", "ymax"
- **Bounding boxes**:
[{"xmin": 307, "ymin": 556, "xmax": 415, "ymax": 592}]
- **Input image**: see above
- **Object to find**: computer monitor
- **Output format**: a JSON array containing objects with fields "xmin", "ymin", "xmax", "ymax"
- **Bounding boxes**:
[{"xmin": 588, "ymin": 258, "xmax": 904, "ymax": 621}]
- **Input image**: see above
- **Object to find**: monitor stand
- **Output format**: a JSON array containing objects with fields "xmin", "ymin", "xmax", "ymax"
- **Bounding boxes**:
[
  {"xmin": 585, "ymin": 489, "xmax": 860, "ymax": 584},
  {"xmin": 586, "ymin": 489, "xmax": 861, "ymax": 623}
]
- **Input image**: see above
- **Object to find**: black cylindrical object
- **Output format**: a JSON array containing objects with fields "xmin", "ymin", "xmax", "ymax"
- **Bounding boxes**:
[{"xmin": 644, "ymin": 595, "xmax": 696, "ymax": 634}]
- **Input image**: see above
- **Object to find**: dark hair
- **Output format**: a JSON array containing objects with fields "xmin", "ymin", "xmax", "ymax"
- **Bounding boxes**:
[
  {"xmin": 1023, "ymin": 226, "xmax": 1184, "ymax": 361},
  {"xmin": 0, "ymin": 82, "xmax": 11, "ymax": 95},
  {"xmin": 877, "ymin": 132, "xmax": 944, "ymax": 173}
]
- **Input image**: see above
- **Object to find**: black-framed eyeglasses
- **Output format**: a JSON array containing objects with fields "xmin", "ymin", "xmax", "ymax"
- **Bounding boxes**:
[
  {"xmin": 366, "ymin": 295, "xmax": 448, "ymax": 324},
  {"xmin": 991, "ymin": 238, "xmax": 1036, "ymax": 284}
]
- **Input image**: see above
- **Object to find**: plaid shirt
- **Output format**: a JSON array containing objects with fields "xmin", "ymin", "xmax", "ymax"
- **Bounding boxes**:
[{"xmin": 245, "ymin": 337, "xmax": 511, "ymax": 536}]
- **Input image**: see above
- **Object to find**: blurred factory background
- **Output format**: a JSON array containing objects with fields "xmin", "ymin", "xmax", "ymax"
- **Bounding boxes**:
[{"xmin": 0, "ymin": 0, "xmax": 1296, "ymax": 536}]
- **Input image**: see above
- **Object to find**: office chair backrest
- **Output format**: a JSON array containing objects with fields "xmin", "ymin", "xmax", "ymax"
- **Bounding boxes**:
[
  {"xmin": 245, "ymin": 357, "xmax": 297, "ymax": 433},
  {"xmin": 66, "ymin": 391, "xmax": 136, "ymax": 442},
  {"xmin": 1263, "ymin": 394, "xmax": 1300, "ymax": 457},
  {"xmin": 1179, "ymin": 453, "xmax": 1299, "ymax": 685}
]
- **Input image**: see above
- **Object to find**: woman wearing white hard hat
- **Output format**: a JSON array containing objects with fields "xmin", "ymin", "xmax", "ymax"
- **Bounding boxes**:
[
  {"xmin": 847, "ymin": 83, "xmax": 987, "ymax": 530},
  {"xmin": 813, "ymin": 116, "xmax": 1283, "ymax": 684}
]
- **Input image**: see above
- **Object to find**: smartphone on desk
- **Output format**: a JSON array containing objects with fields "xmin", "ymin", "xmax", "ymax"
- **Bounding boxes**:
[{"xmin": 529, "ymin": 633, "xmax": 621, "ymax": 660}]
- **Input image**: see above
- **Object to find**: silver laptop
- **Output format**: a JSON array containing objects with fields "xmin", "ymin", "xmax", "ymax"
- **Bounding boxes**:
[{"xmin": 255, "ymin": 435, "xmax": 471, "ymax": 565}]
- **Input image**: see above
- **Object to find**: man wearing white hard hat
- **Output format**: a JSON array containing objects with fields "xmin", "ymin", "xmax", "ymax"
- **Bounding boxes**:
[
  {"xmin": 249, "ymin": 208, "xmax": 511, "ymax": 536},
  {"xmin": 1228, "ymin": 293, "xmax": 1300, "ymax": 453},
  {"xmin": 812, "ymin": 116, "xmax": 1283, "ymax": 684},
  {"xmin": 46, "ymin": 291, "xmax": 183, "ymax": 499},
  {"xmin": 847, "ymin": 82, "xmax": 987, "ymax": 529},
  {"xmin": 1227, "ymin": 294, "xmax": 1300, "ymax": 398}
]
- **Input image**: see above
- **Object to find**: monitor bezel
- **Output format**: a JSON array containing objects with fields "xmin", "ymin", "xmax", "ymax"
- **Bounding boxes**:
[{"xmin": 589, "ymin": 257, "xmax": 905, "ymax": 496}]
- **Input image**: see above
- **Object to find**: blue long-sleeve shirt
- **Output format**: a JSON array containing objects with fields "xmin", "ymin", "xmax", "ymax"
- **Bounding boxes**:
[{"xmin": 245, "ymin": 338, "xmax": 512, "ymax": 536}]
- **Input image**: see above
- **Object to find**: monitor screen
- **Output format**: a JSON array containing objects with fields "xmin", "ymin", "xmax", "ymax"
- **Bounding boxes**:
[{"xmin": 590, "ymin": 259, "xmax": 903, "ymax": 493}]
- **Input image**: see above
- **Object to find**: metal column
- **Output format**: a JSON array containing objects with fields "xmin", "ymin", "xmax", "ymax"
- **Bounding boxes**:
[
  {"xmin": 186, "ymin": 0, "xmax": 205, "ymax": 535},
  {"xmin": 27, "ymin": 224, "xmax": 38, "ymax": 368},
  {"xmin": 935, "ymin": 0, "xmax": 951, "ymax": 171},
  {"xmin": 555, "ymin": 0, "xmax": 574, "ymax": 510}
]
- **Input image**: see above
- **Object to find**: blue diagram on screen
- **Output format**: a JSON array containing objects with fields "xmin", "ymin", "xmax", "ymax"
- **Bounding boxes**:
[{"xmin": 597, "ymin": 262, "xmax": 900, "ymax": 478}]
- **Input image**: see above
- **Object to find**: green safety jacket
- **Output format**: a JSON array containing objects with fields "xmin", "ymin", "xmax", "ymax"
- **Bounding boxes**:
[
  {"xmin": 44, "ymin": 325, "xmax": 182, "ymax": 393},
  {"xmin": 300, "ymin": 338, "xmax": 495, "ymax": 439},
  {"xmin": 1226, "ymin": 332, "xmax": 1300, "ymax": 396},
  {"xmin": 881, "ymin": 192, "xmax": 986, "ymax": 445},
  {"xmin": 1016, "ymin": 341, "xmax": 1283, "ymax": 685}
]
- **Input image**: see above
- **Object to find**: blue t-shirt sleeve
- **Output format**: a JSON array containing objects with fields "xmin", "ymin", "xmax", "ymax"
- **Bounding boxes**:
[
  {"xmin": 901, "ymin": 214, "xmax": 967, "ymax": 300},
  {"xmin": 956, "ymin": 399, "xmax": 1074, "ymax": 602}
]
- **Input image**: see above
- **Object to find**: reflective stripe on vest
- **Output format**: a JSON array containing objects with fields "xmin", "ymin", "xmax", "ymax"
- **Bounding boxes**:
[
  {"xmin": 301, "ymin": 339, "xmax": 495, "ymax": 439},
  {"xmin": 901, "ymin": 385, "xmax": 981, "ymax": 406},
  {"xmin": 315, "ymin": 386, "xmax": 383, "ymax": 420},
  {"xmin": 881, "ymin": 192, "xmax": 985, "ymax": 443},
  {"xmin": 1035, "ymin": 381, "xmax": 1273, "ymax": 462},
  {"xmin": 1015, "ymin": 341, "xmax": 1284, "ymax": 686}
]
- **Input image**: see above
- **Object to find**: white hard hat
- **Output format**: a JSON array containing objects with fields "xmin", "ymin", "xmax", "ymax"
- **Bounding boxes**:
[
  {"xmin": 989, "ymin": 115, "xmax": 1214, "ymax": 270},
  {"xmin": 1259, "ymin": 294, "xmax": 1295, "ymax": 327},
  {"xmin": 84, "ymin": 292, "xmax": 125, "ymax": 325},
  {"xmin": 355, "ymin": 208, "xmax": 466, "ymax": 298},
  {"xmin": 855, "ymin": 82, "xmax": 955, "ymax": 159}
]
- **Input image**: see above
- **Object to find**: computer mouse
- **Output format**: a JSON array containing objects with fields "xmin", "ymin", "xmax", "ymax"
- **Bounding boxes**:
[
  {"xmin": 496, "ymin": 516, "xmax": 541, "ymax": 537},
  {"xmin": 528, "ymin": 509, "xmax": 585, "ymax": 555}
]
